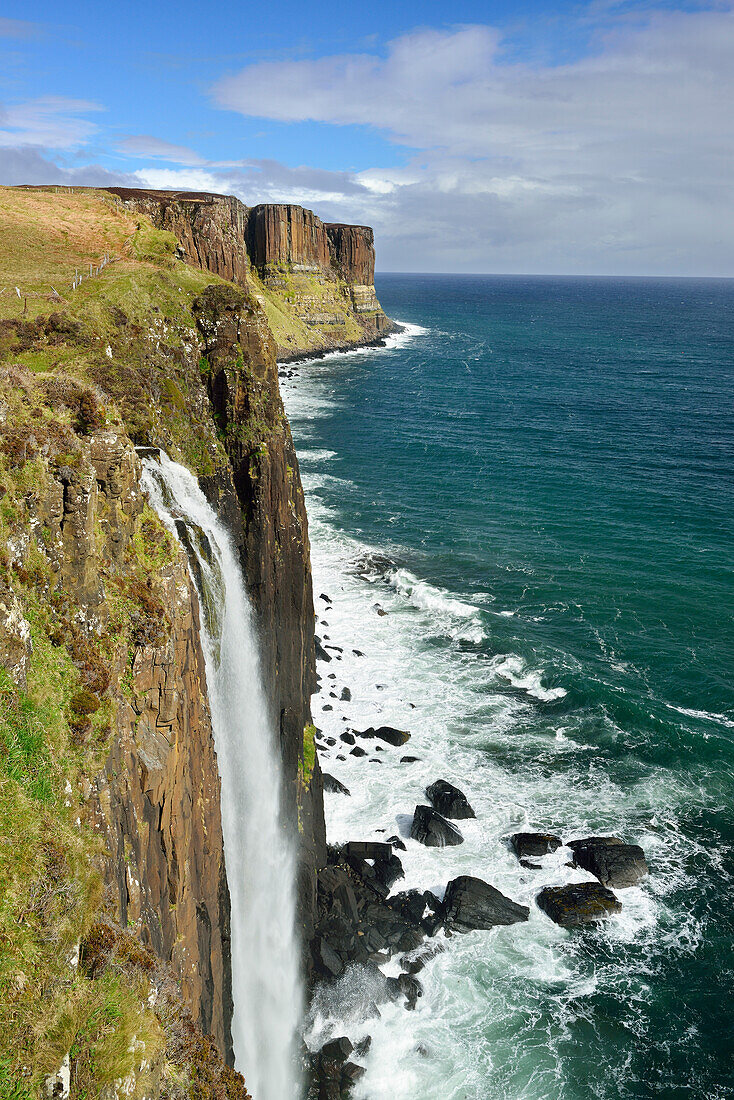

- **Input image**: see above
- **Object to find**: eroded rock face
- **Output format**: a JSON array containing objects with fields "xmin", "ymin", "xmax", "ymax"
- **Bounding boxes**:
[
  {"xmin": 246, "ymin": 204, "xmax": 331, "ymax": 273},
  {"xmin": 106, "ymin": 188, "xmax": 251, "ymax": 286},
  {"xmin": 191, "ymin": 281, "xmax": 327, "ymax": 964},
  {"xmin": 569, "ymin": 837, "xmax": 649, "ymax": 888},
  {"xmin": 442, "ymin": 876, "xmax": 530, "ymax": 932},
  {"xmin": 537, "ymin": 882, "xmax": 622, "ymax": 927},
  {"xmin": 325, "ymin": 224, "xmax": 375, "ymax": 285}
]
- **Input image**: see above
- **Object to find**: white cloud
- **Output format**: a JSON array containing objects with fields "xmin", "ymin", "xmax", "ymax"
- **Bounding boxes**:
[
  {"xmin": 117, "ymin": 134, "xmax": 207, "ymax": 165},
  {"xmin": 0, "ymin": 96, "xmax": 103, "ymax": 148},
  {"xmin": 210, "ymin": 8, "xmax": 734, "ymax": 274}
]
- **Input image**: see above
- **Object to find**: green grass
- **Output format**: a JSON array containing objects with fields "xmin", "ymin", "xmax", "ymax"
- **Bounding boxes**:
[{"xmin": 300, "ymin": 722, "xmax": 317, "ymax": 787}]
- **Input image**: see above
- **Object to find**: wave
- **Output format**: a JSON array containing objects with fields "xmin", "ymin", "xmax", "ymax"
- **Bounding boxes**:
[
  {"xmin": 490, "ymin": 654, "xmax": 568, "ymax": 702},
  {"xmin": 666, "ymin": 704, "xmax": 734, "ymax": 729},
  {"xmin": 351, "ymin": 552, "xmax": 486, "ymax": 643},
  {"xmin": 279, "ymin": 319, "xmax": 427, "ymax": 368}
]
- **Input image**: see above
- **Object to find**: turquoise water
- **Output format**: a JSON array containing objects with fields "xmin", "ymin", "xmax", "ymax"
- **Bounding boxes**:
[{"xmin": 284, "ymin": 276, "xmax": 734, "ymax": 1098}]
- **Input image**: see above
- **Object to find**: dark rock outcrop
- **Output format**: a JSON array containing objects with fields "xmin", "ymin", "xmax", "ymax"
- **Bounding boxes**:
[
  {"xmin": 442, "ymin": 876, "xmax": 530, "ymax": 932},
  {"xmin": 323, "ymin": 774, "xmax": 351, "ymax": 796},
  {"xmin": 510, "ymin": 832, "xmax": 563, "ymax": 860},
  {"xmin": 568, "ymin": 837, "xmax": 648, "ymax": 889},
  {"xmin": 410, "ymin": 805, "xmax": 464, "ymax": 847},
  {"xmin": 355, "ymin": 725, "xmax": 411, "ymax": 747},
  {"xmin": 537, "ymin": 882, "xmax": 622, "ymax": 926},
  {"xmin": 310, "ymin": 849, "xmax": 425, "ymax": 979},
  {"xmin": 425, "ymin": 779, "xmax": 475, "ymax": 820}
]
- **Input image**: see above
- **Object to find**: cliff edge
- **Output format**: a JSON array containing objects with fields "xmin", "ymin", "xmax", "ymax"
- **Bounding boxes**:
[{"xmin": 103, "ymin": 188, "xmax": 396, "ymax": 362}]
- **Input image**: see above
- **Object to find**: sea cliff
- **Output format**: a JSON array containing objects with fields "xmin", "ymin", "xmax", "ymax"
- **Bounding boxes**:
[{"xmin": 0, "ymin": 183, "xmax": 386, "ymax": 1096}]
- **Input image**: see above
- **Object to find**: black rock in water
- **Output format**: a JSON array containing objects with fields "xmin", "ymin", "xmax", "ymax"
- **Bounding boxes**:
[
  {"xmin": 400, "ymin": 755, "xmax": 420, "ymax": 764},
  {"xmin": 350, "ymin": 745, "xmax": 367, "ymax": 757},
  {"xmin": 319, "ymin": 593, "xmax": 333, "ymax": 604},
  {"xmin": 510, "ymin": 832, "xmax": 563, "ymax": 860},
  {"xmin": 355, "ymin": 725, "xmax": 411, "ymax": 746},
  {"xmin": 568, "ymin": 836, "xmax": 648, "ymax": 888},
  {"xmin": 315, "ymin": 636, "xmax": 332, "ymax": 662},
  {"xmin": 341, "ymin": 687, "xmax": 352, "ymax": 701},
  {"xmin": 537, "ymin": 881, "xmax": 622, "ymax": 926},
  {"xmin": 323, "ymin": 773, "xmax": 350, "ymax": 796},
  {"xmin": 387, "ymin": 834, "xmax": 407, "ymax": 851},
  {"xmin": 442, "ymin": 875, "xmax": 529, "ymax": 931},
  {"xmin": 410, "ymin": 805, "xmax": 464, "ymax": 847},
  {"xmin": 425, "ymin": 779, "xmax": 476, "ymax": 820},
  {"xmin": 340, "ymin": 732, "xmax": 355, "ymax": 745}
]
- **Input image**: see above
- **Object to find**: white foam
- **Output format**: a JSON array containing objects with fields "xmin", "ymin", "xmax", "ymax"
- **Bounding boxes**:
[
  {"xmin": 666, "ymin": 704, "xmax": 734, "ymax": 729},
  {"xmin": 490, "ymin": 654, "xmax": 568, "ymax": 701}
]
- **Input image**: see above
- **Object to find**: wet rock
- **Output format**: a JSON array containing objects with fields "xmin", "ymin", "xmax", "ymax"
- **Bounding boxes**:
[
  {"xmin": 388, "ymin": 890, "xmax": 426, "ymax": 925},
  {"xmin": 325, "ymin": 644, "xmax": 343, "ymax": 654},
  {"xmin": 373, "ymin": 604, "xmax": 387, "ymax": 616},
  {"xmin": 340, "ymin": 732, "xmax": 355, "ymax": 745},
  {"xmin": 353, "ymin": 1036, "xmax": 371, "ymax": 1058},
  {"xmin": 386, "ymin": 835, "xmax": 406, "ymax": 851},
  {"xmin": 442, "ymin": 875, "xmax": 529, "ymax": 931},
  {"xmin": 410, "ymin": 805, "xmax": 464, "ymax": 847},
  {"xmin": 350, "ymin": 745, "xmax": 367, "ymax": 757},
  {"xmin": 400, "ymin": 755, "xmax": 420, "ymax": 764},
  {"xmin": 315, "ymin": 637, "xmax": 332, "ymax": 662},
  {"xmin": 323, "ymin": 704, "xmax": 333, "ymax": 711},
  {"xmin": 510, "ymin": 832, "xmax": 563, "ymax": 860},
  {"xmin": 352, "ymin": 649, "xmax": 365, "ymax": 657},
  {"xmin": 537, "ymin": 882, "xmax": 622, "ymax": 926},
  {"xmin": 319, "ymin": 593, "xmax": 332, "ymax": 604},
  {"xmin": 323, "ymin": 774, "xmax": 350, "ymax": 796},
  {"xmin": 344, "ymin": 841, "xmax": 393, "ymax": 861},
  {"xmin": 386, "ymin": 973, "xmax": 422, "ymax": 1010},
  {"xmin": 341, "ymin": 687, "xmax": 352, "ymax": 701},
  {"xmin": 568, "ymin": 837, "xmax": 648, "ymax": 889},
  {"xmin": 519, "ymin": 859, "xmax": 542, "ymax": 870},
  {"xmin": 356, "ymin": 725, "xmax": 411, "ymax": 746},
  {"xmin": 425, "ymin": 779, "xmax": 475, "ymax": 820}
]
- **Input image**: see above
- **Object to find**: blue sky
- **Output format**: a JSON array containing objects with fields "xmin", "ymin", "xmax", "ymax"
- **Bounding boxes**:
[{"xmin": 2, "ymin": 1, "xmax": 733, "ymax": 274}]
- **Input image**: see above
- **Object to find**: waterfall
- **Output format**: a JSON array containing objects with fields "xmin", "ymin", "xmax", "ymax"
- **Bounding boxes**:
[{"xmin": 141, "ymin": 451, "xmax": 302, "ymax": 1100}]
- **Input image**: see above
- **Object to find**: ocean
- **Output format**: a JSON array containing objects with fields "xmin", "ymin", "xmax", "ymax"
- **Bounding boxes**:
[{"xmin": 281, "ymin": 274, "xmax": 734, "ymax": 1099}]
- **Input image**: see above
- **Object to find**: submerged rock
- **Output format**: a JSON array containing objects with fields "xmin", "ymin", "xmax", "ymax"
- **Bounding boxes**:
[
  {"xmin": 323, "ymin": 773, "xmax": 350, "ymax": 796},
  {"xmin": 355, "ymin": 725, "xmax": 411, "ymax": 746},
  {"xmin": 410, "ymin": 805, "xmax": 464, "ymax": 847},
  {"xmin": 400, "ymin": 755, "xmax": 420, "ymax": 764},
  {"xmin": 442, "ymin": 875, "xmax": 529, "ymax": 931},
  {"xmin": 425, "ymin": 779, "xmax": 476, "ymax": 820},
  {"xmin": 510, "ymin": 832, "xmax": 563, "ymax": 860},
  {"xmin": 537, "ymin": 882, "xmax": 622, "ymax": 926},
  {"xmin": 568, "ymin": 836, "xmax": 648, "ymax": 889}
]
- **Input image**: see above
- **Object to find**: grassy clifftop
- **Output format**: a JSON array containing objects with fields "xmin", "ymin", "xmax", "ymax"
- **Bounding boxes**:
[{"xmin": 0, "ymin": 187, "xmax": 261, "ymax": 1097}]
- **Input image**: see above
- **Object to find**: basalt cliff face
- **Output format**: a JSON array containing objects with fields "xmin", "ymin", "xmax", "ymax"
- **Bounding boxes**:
[
  {"xmin": 0, "ymin": 184, "xmax": 354, "ymax": 1095},
  {"xmin": 105, "ymin": 188, "xmax": 395, "ymax": 362}
]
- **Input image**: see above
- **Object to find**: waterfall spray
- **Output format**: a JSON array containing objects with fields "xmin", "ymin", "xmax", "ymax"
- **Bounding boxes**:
[{"xmin": 142, "ymin": 451, "xmax": 302, "ymax": 1100}]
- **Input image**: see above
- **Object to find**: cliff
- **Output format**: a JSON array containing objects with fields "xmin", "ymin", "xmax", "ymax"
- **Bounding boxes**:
[
  {"xmin": 104, "ymin": 188, "xmax": 396, "ymax": 362},
  {"xmin": 0, "ymin": 184, "xmax": 329, "ymax": 1094}
]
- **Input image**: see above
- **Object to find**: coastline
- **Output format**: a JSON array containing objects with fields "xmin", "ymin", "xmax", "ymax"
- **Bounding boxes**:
[{"xmin": 277, "ymin": 324, "xmax": 405, "ymax": 368}]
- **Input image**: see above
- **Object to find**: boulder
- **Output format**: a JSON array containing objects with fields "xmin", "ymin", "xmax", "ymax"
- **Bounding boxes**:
[
  {"xmin": 442, "ymin": 876, "xmax": 529, "ymax": 931},
  {"xmin": 341, "ymin": 687, "xmax": 352, "ymax": 701},
  {"xmin": 315, "ymin": 637, "xmax": 332, "ymax": 663},
  {"xmin": 350, "ymin": 746, "xmax": 367, "ymax": 757},
  {"xmin": 410, "ymin": 805, "xmax": 464, "ymax": 847},
  {"xmin": 355, "ymin": 725, "xmax": 411, "ymax": 747},
  {"xmin": 323, "ymin": 774, "xmax": 350, "ymax": 796},
  {"xmin": 537, "ymin": 882, "xmax": 622, "ymax": 927},
  {"xmin": 425, "ymin": 779, "xmax": 475, "ymax": 820},
  {"xmin": 510, "ymin": 832, "xmax": 563, "ymax": 860},
  {"xmin": 340, "ymin": 732, "xmax": 355, "ymax": 745},
  {"xmin": 568, "ymin": 836, "xmax": 648, "ymax": 889},
  {"xmin": 400, "ymin": 755, "xmax": 420, "ymax": 764}
]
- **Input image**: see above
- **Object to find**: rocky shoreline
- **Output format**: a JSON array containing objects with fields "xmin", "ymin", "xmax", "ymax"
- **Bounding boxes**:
[
  {"xmin": 304, "ymin": 609, "xmax": 650, "ymax": 1099},
  {"xmin": 277, "ymin": 325, "xmax": 405, "ymax": 370}
]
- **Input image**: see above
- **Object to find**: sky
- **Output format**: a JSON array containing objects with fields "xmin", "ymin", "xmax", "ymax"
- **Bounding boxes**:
[{"xmin": 1, "ymin": 0, "xmax": 733, "ymax": 275}]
